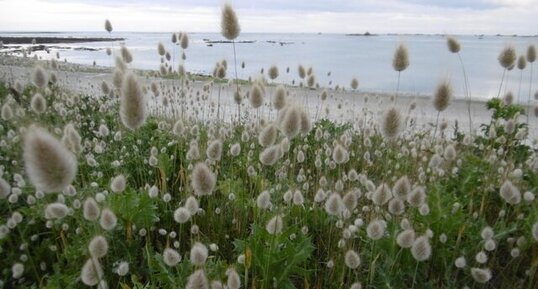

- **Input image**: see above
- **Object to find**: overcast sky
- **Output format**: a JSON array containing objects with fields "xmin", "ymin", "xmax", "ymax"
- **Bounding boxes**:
[{"xmin": 0, "ymin": 0, "xmax": 536, "ymax": 34}]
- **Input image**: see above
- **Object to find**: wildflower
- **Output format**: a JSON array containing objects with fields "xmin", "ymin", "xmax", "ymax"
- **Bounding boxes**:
[
  {"xmin": 100, "ymin": 208, "xmax": 117, "ymax": 231},
  {"xmin": 470, "ymin": 268, "xmax": 492, "ymax": 283},
  {"xmin": 396, "ymin": 229, "xmax": 415, "ymax": 248},
  {"xmin": 110, "ymin": 175, "xmax": 126, "ymax": 193},
  {"xmin": 174, "ymin": 207, "xmax": 191, "ymax": 223},
  {"xmin": 120, "ymin": 73, "xmax": 147, "ymax": 130},
  {"xmin": 344, "ymin": 249, "xmax": 361, "ymax": 269},
  {"xmin": 325, "ymin": 193, "xmax": 344, "ymax": 217},
  {"xmin": 191, "ymin": 162, "xmax": 216, "ymax": 196},
  {"xmin": 411, "ymin": 236, "xmax": 431, "ymax": 261},
  {"xmin": 186, "ymin": 269, "xmax": 209, "ymax": 289},
  {"xmin": 83, "ymin": 197, "xmax": 100, "ymax": 221},
  {"xmin": 221, "ymin": 3, "xmax": 240, "ymax": 40},
  {"xmin": 266, "ymin": 215, "xmax": 283, "ymax": 234},
  {"xmin": 81, "ymin": 258, "xmax": 103, "ymax": 286},
  {"xmin": 163, "ymin": 248, "xmax": 181, "ymax": 266},
  {"xmin": 226, "ymin": 268, "xmax": 241, "ymax": 289},
  {"xmin": 88, "ymin": 235, "xmax": 108, "ymax": 258},
  {"xmin": 190, "ymin": 242, "xmax": 208, "ymax": 266},
  {"xmin": 45, "ymin": 203, "xmax": 69, "ymax": 219},
  {"xmin": 393, "ymin": 44, "xmax": 409, "ymax": 72},
  {"xmin": 367, "ymin": 219, "xmax": 386, "ymax": 240},
  {"xmin": 24, "ymin": 126, "xmax": 77, "ymax": 193}
]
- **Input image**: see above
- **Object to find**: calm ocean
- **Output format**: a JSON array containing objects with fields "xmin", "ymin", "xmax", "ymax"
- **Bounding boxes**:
[{"xmin": 2, "ymin": 31, "xmax": 537, "ymax": 100}]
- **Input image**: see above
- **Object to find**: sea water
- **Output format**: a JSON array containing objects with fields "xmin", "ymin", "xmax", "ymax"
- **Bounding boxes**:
[{"xmin": 1, "ymin": 31, "xmax": 537, "ymax": 100}]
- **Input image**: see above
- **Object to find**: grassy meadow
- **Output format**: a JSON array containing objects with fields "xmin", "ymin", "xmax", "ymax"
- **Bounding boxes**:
[{"xmin": 1, "ymin": 4, "xmax": 538, "ymax": 289}]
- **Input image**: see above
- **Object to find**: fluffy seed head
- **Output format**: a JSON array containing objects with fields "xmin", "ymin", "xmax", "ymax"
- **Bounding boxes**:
[
  {"xmin": 351, "ymin": 78, "xmax": 359, "ymax": 90},
  {"xmin": 157, "ymin": 42, "xmax": 166, "ymax": 56},
  {"xmin": 163, "ymin": 247, "xmax": 181, "ymax": 266},
  {"xmin": 273, "ymin": 85, "xmax": 287, "ymax": 110},
  {"xmin": 116, "ymin": 261, "xmax": 129, "ymax": 276},
  {"xmin": 498, "ymin": 46, "xmax": 516, "ymax": 68},
  {"xmin": 89, "ymin": 235, "xmax": 108, "ymax": 258},
  {"xmin": 24, "ymin": 126, "xmax": 77, "ymax": 192},
  {"xmin": 268, "ymin": 65, "xmax": 279, "ymax": 80},
  {"xmin": 470, "ymin": 268, "xmax": 492, "ymax": 283},
  {"xmin": 393, "ymin": 176, "xmax": 411, "ymax": 199},
  {"xmin": 45, "ymin": 202, "xmax": 69, "ymax": 219},
  {"xmin": 81, "ymin": 258, "xmax": 103, "ymax": 286},
  {"xmin": 259, "ymin": 124, "xmax": 277, "ymax": 147},
  {"xmin": 206, "ymin": 139, "xmax": 223, "ymax": 161},
  {"xmin": 256, "ymin": 190, "xmax": 272, "ymax": 209},
  {"xmin": 433, "ymin": 81, "xmax": 452, "ymax": 112},
  {"xmin": 527, "ymin": 45, "xmax": 536, "ymax": 63},
  {"xmin": 372, "ymin": 183, "xmax": 392, "ymax": 206},
  {"xmin": 532, "ymin": 222, "xmax": 538, "ymax": 241},
  {"xmin": 280, "ymin": 106, "xmax": 302, "ymax": 139},
  {"xmin": 407, "ymin": 186, "xmax": 426, "ymax": 207},
  {"xmin": 342, "ymin": 190, "xmax": 359, "ymax": 211},
  {"xmin": 31, "ymin": 93, "xmax": 47, "ymax": 114},
  {"xmin": 298, "ymin": 65, "xmax": 306, "ymax": 79},
  {"xmin": 411, "ymin": 236, "xmax": 432, "ymax": 261},
  {"xmin": 381, "ymin": 107, "xmax": 401, "ymax": 139},
  {"xmin": 110, "ymin": 174, "xmax": 126, "ymax": 193},
  {"xmin": 174, "ymin": 207, "xmax": 191, "ymax": 223},
  {"xmin": 455, "ymin": 256, "xmax": 466, "ymax": 268},
  {"xmin": 186, "ymin": 269, "xmax": 209, "ymax": 289},
  {"xmin": 259, "ymin": 144, "xmax": 282, "ymax": 166},
  {"xmin": 447, "ymin": 36, "xmax": 460, "ymax": 53},
  {"xmin": 325, "ymin": 193, "xmax": 344, "ymax": 216},
  {"xmin": 120, "ymin": 73, "xmax": 147, "ymax": 130},
  {"xmin": 396, "ymin": 229, "xmax": 415, "ymax": 248},
  {"xmin": 250, "ymin": 84, "xmax": 264, "ymax": 108},
  {"xmin": 344, "ymin": 249, "xmax": 361, "ymax": 269},
  {"xmin": 83, "ymin": 197, "xmax": 100, "ymax": 221},
  {"xmin": 517, "ymin": 55, "xmax": 527, "ymax": 70},
  {"xmin": 0, "ymin": 177, "xmax": 11, "ymax": 198},
  {"xmin": 100, "ymin": 208, "xmax": 117, "ymax": 231},
  {"xmin": 230, "ymin": 143, "xmax": 241, "ymax": 156},
  {"xmin": 190, "ymin": 242, "xmax": 208, "ymax": 265},
  {"xmin": 12, "ymin": 263, "xmax": 24, "ymax": 279},
  {"xmin": 393, "ymin": 44, "xmax": 410, "ymax": 72},
  {"xmin": 500, "ymin": 180, "xmax": 521, "ymax": 205},
  {"xmin": 332, "ymin": 144, "xmax": 348, "ymax": 164},
  {"xmin": 32, "ymin": 65, "xmax": 48, "ymax": 88},
  {"xmin": 104, "ymin": 19, "xmax": 113, "ymax": 33},
  {"xmin": 221, "ymin": 3, "xmax": 240, "ymax": 40},
  {"xmin": 180, "ymin": 33, "xmax": 189, "ymax": 49},
  {"xmin": 367, "ymin": 219, "xmax": 386, "ymax": 240},
  {"xmin": 120, "ymin": 45, "xmax": 133, "ymax": 63},
  {"xmin": 1, "ymin": 103, "xmax": 13, "ymax": 120},
  {"xmin": 266, "ymin": 215, "xmax": 283, "ymax": 234},
  {"xmin": 191, "ymin": 162, "xmax": 216, "ymax": 196},
  {"xmin": 226, "ymin": 268, "xmax": 241, "ymax": 289}
]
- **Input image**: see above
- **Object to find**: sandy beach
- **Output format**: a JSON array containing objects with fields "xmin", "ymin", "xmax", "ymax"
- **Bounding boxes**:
[{"xmin": 1, "ymin": 55, "xmax": 535, "ymax": 139}]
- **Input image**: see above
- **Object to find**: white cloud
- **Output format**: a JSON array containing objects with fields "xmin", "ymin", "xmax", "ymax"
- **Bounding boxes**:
[{"xmin": 0, "ymin": 0, "xmax": 535, "ymax": 34}]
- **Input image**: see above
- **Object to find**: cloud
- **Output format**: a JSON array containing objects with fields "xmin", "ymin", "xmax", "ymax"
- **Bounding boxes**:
[{"xmin": 0, "ymin": 0, "xmax": 536, "ymax": 34}]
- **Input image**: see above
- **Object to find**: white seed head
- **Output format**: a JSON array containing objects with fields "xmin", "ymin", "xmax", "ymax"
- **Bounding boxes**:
[
  {"xmin": 191, "ymin": 162, "xmax": 216, "ymax": 196},
  {"xmin": 344, "ymin": 249, "xmax": 361, "ymax": 269},
  {"xmin": 88, "ymin": 235, "xmax": 108, "ymax": 258},
  {"xmin": 99, "ymin": 208, "xmax": 117, "ymax": 231},
  {"xmin": 163, "ymin": 247, "xmax": 181, "ymax": 266},
  {"xmin": 83, "ymin": 197, "xmax": 100, "ymax": 221},
  {"xmin": 411, "ymin": 236, "xmax": 432, "ymax": 261},
  {"xmin": 266, "ymin": 215, "xmax": 283, "ymax": 234},
  {"xmin": 24, "ymin": 126, "xmax": 77, "ymax": 193},
  {"xmin": 190, "ymin": 242, "xmax": 208, "ymax": 266}
]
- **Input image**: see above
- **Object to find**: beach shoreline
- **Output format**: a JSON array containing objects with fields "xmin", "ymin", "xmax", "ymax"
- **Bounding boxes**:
[{"xmin": 1, "ymin": 54, "xmax": 536, "ymax": 139}]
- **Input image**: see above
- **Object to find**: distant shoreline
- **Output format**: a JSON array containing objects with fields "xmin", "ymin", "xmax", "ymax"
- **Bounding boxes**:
[{"xmin": 0, "ymin": 37, "xmax": 124, "ymax": 45}]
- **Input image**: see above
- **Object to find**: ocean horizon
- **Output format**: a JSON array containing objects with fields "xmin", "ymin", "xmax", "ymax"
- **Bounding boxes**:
[{"xmin": 1, "ymin": 31, "xmax": 537, "ymax": 100}]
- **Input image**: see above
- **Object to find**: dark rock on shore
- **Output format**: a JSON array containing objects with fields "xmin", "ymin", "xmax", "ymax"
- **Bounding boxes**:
[{"xmin": 0, "ymin": 37, "xmax": 124, "ymax": 44}]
